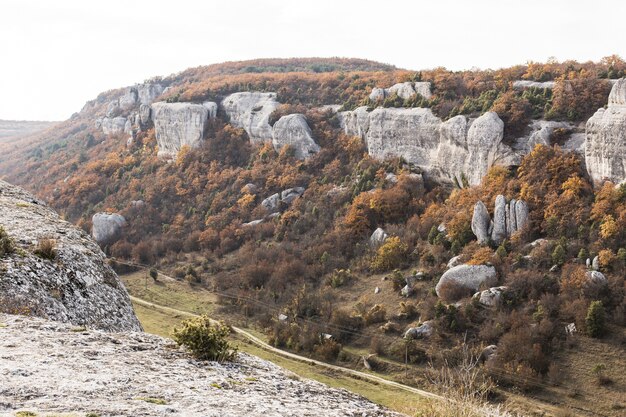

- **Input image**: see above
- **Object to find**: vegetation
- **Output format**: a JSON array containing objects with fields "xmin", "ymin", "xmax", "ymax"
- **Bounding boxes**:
[
  {"xmin": 172, "ymin": 315, "xmax": 237, "ymax": 362},
  {"xmin": 33, "ymin": 237, "xmax": 57, "ymax": 260},
  {"xmin": 0, "ymin": 225, "xmax": 14, "ymax": 257}
]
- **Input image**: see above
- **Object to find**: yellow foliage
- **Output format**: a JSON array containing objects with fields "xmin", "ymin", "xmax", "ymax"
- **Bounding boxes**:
[
  {"xmin": 237, "ymin": 193, "xmax": 255, "ymax": 210},
  {"xmin": 370, "ymin": 236, "xmax": 408, "ymax": 272},
  {"xmin": 467, "ymin": 247, "xmax": 493, "ymax": 265},
  {"xmin": 599, "ymin": 215, "xmax": 618, "ymax": 239},
  {"xmin": 598, "ymin": 249, "xmax": 616, "ymax": 269}
]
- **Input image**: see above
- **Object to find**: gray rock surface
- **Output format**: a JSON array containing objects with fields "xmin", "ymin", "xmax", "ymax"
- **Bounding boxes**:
[
  {"xmin": 261, "ymin": 193, "xmax": 280, "ymax": 212},
  {"xmin": 92, "ymin": 212, "xmax": 126, "ymax": 245},
  {"xmin": 586, "ymin": 270, "xmax": 608, "ymax": 285},
  {"xmin": 368, "ymin": 82, "xmax": 432, "ymax": 101},
  {"xmin": 151, "ymin": 102, "xmax": 209, "ymax": 158},
  {"xmin": 0, "ymin": 314, "xmax": 398, "ymax": 417},
  {"xmin": 436, "ymin": 265, "xmax": 498, "ymax": 300},
  {"xmin": 512, "ymin": 80, "xmax": 555, "ymax": 89},
  {"xmin": 99, "ymin": 116, "xmax": 128, "ymax": 136},
  {"xmin": 280, "ymin": 187, "xmax": 305, "ymax": 205},
  {"xmin": 0, "ymin": 181, "xmax": 140, "ymax": 331},
  {"xmin": 474, "ymin": 286, "xmax": 507, "ymax": 307},
  {"xmin": 491, "ymin": 195, "xmax": 507, "ymax": 244},
  {"xmin": 139, "ymin": 104, "xmax": 152, "ymax": 125},
  {"xmin": 514, "ymin": 200, "xmax": 529, "ymax": 231},
  {"xmin": 592, "ymin": 255, "xmax": 600, "ymax": 271},
  {"xmin": 202, "ymin": 101, "xmax": 218, "ymax": 118},
  {"xmin": 272, "ymin": 114, "xmax": 320, "ymax": 159},
  {"xmin": 221, "ymin": 92, "xmax": 280, "ymax": 142},
  {"xmin": 369, "ymin": 227, "xmax": 388, "ymax": 248},
  {"xmin": 585, "ymin": 78, "xmax": 626, "ymax": 185},
  {"xmin": 404, "ymin": 321, "xmax": 433, "ymax": 339},
  {"xmin": 471, "ymin": 201, "xmax": 491, "ymax": 244},
  {"xmin": 339, "ymin": 108, "xmax": 507, "ymax": 186}
]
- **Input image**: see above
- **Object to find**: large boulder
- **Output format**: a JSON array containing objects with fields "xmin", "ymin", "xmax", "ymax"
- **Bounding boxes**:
[
  {"xmin": 368, "ymin": 82, "xmax": 432, "ymax": 101},
  {"xmin": 151, "ymin": 102, "xmax": 209, "ymax": 158},
  {"xmin": 471, "ymin": 201, "xmax": 491, "ymax": 244},
  {"xmin": 491, "ymin": 195, "xmax": 507, "ymax": 244},
  {"xmin": 0, "ymin": 180, "xmax": 141, "ymax": 331},
  {"xmin": 370, "ymin": 227, "xmax": 388, "ymax": 248},
  {"xmin": 585, "ymin": 78, "xmax": 626, "ymax": 185},
  {"xmin": 436, "ymin": 264, "xmax": 498, "ymax": 300},
  {"xmin": 100, "ymin": 116, "xmax": 128, "ymax": 136},
  {"xmin": 404, "ymin": 321, "xmax": 433, "ymax": 339},
  {"xmin": 280, "ymin": 187, "xmax": 305, "ymax": 205},
  {"xmin": 474, "ymin": 286, "xmax": 508, "ymax": 307},
  {"xmin": 272, "ymin": 114, "xmax": 320, "ymax": 159},
  {"xmin": 221, "ymin": 92, "xmax": 280, "ymax": 142},
  {"xmin": 92, "ymin": 213, "xmax": 126, "ymax": 245}
]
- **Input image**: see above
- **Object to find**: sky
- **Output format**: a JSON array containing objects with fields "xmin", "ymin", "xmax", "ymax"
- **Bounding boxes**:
[{"xmin": 1, "ymin": 0, "xmax": 625, "ymax": 121}]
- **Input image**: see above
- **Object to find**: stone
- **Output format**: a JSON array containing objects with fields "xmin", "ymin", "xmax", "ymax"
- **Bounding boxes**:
[
  {"xmin": 374, "ymin": 287, "xmax": 381, "ymax": 294},
  {"xmin": 480, "ymin": 345, "xmax": 498, "ymax": 362},
  {"xmin": 586, "ymin": 258, "xmax": 591, "ymax": 268},
  {"xmin": 243, "ymin": 219, "xmax": 264, "ymax": 227},
  {"xmin": 106, "ymin": 100, "xmax": 121, "ymax": 117},
  {"xmin": 221, "ymin": 92, "xmax": 280, "ymax": 142},
  {"xmin": 0, "ymin": 180, "xmax": 140, "ymax": 331},
  {"xmin": 369, "ymin": 87, "xmax": 386, "ymax": 101},
  {"xmin": 507, "ymin": 199, "xmax": 517, "ymax": 235},
  {"xmin": 278, "ymin": 313, "xmax": 288, "ymax": 321},
  {"xmin": 404, "ymin": 321, "xmax": 433, "ymax": 339},
  {"xmin": 512, "ymin": 80, "xmax": 555, "ymax": 89},
  {"xmin": 387, "ymin": 82, "xmax": 419, "ymax": 100},
  {"xmin": 592, "ymin": 255, "xmax": 600, "ymax": 271},
  {"xmin": 136, "ymin": 83, "xmax": 164, "ymax": 105},
  {"xmin": 100, "ymin": 116, "xmax": 128, "ymax": 136},
  {"xmin": 261, "ymin": 193, "xmax": 280, "ymax": 212},
  {"xmin": 280, "ymin": 187, "xmax": 305, "ymax": 205},
  {"xmin": 139, "ymin": 104, "xmax": 151, "ymax": 125},
  {"xmin": 0, "ymin": 315, "xmax": 398, "ymax": 417},
  {"xmin": 586, "ymin": 270, "xmax": 607, "ymax": 285},
  {"xmin": 151, "ymin": 102, "xmax": 209, "ymax": 158},
  {"xmin": 130, "ymin": 200, "xmax": 145, "ymax": 209},
  {"xmin": 119, "ymin": 87, "xmax": 139, "ymax": 111},
  {"xmin": 242, "ymin": 183, "xmax": 258, "ymax": 194},
  {"xmin": 368, "ymin": 82, "xmax": 432, "ymax": 102},
  {"xmin": 202, "ymin": 101, "xmax": 218, "ymax": 118},
  {"xmin": 400, "ymin": 284, "xmax": 413, "ymax": 297},
  {"xmin": 272, "ymin": 114, "xmax": 320, "ymax": 159},
  {"xmin": 436, "ymin": 264, "xmax": 498, "ymax": 300},
  {"xmin": 471, "ymin": 200, "xmax": 491, "ymax": 244},
  {"xmin": 585, "ymin": 78, "xmax": 626, "ymax": 185},
  {"xmin": 474, "ymin": 286, "xmax": 507, "ymax": 307},
  {"xmin": 447, "ymin": 255, "xmax": 462, "ymax": 269},
  {"xmin": 515, "ymin": 200, "xmax": 529, "ymax": 231},
  {"xmin": 491, "ymin": 195, "xmax": 507, "ymax": 244},
  {"xmin": 92, "ymin": 212, "xmax": 126, "ymax": 245},
  {"xmin": 413, "ymin": 82, "xmax": 433, "ymax": 99},
  {"xmin": 464, "ymin": 112, "xmax": 505, "ymax": 186},
  {"xmin": 370, "ymin": 227, "xmax": 388, "ymax": 248}
]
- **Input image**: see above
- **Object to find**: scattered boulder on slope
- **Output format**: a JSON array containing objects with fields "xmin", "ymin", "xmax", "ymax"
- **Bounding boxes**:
[
  {"xmin": 221, "ymin": 92, "xmax": 280, "ymax": 142},
  {"xmin": 151, "ymin": 102, "xmax": 210, "ymax": 158},
  {"xmin": 370, "ymin": 227, "xmax": 388, "ymax": 248},
  {"xmin": 272, "ymin": 114, "xmax": 320, "ymax": 159},
  {"xmin": 436, "ymin": 264, "xmax": 498, "ymax": 300},
  {"xmin": 585, "ymin": 78, "xmax": 626, "ymax": 185},
  {"xmin": 92, "ymin": 212, "xmax": 126, "ymax": 245},
  {"xmin": 404, "ymin": 321, "xmax": 433, "ymax": 339},
  {"xmin": 0, "ymin": 180, "xmax": 141, "ymax": 331}
]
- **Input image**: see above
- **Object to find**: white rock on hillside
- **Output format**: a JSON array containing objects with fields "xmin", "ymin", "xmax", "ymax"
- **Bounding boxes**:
[
  {"xmin": 92, "ymin": 212, "xmax": 126, "ymax": 245},
  {"xmin": 491, "ymin": 195, "xmax": 507, "ymax": 244},
  {"xmin": 436, "ymin": 264, "xmax": 498, "ymax": 300},
  {"xmin": 272, "ymin": 114, "xmax": 320, "ymax": 159},
  {"xmin": 221, "ymin": 92, "xmax": 280, "ymax": 142},
  {"xmin": 151, "ymin": 102, "xmax": 210, "ymax": 158},
  {"xmin": 203, "ymin": 101, "xmax": 218, "ymax": 118},
  {"xmin": 370, "ymin": 227, "xmax": 388, "ymax": 248},
  {"xmin": 585, "ymin": 78, "xmax": 626, "ymax": 185},
  {"xmin": 99, "ymin": 116, "xmax": 128, "ymax": 136},
  {"xmin": 368, "ymin": 81, "xmax": 432, "ymax": 101},
  {"xmin": 471, "ymin": 200, "xmax": 491, "ymax": 244},
  {"xmin": 0, "ymin": 314, "xmax": 398, "ymax": 417},
  {"xmin": 512, "ymin": 80, "xmax": 555, "ymax": 89},
  {"xmin": 0, "ymin": 180, "xmax": 140, "ymax": 331}
]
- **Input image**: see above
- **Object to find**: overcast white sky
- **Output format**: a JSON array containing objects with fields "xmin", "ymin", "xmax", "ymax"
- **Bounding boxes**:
[{"xmin": 1, "ymin": 0, "xmax": 624, "ymax": 121}]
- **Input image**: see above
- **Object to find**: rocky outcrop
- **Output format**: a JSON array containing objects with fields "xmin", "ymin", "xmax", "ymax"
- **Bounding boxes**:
[
  {"xmin": 92, "ymin": 212, "xmax": 126, "ymax": 245},
  {"xmin": 203, "ymin": 101, "xmax": 218, "ymax": 118},
  {"xmin": 474, "ymin": 286, "xmax": 507, "ymax": 307},
  {"xmin": 221, "ymin": 92, "xmax": 280, "ymax": 142},
  {"xmin": 369, "ymin": 82, "xmax": 432, "ymax": 101},
  {"xmin": 97, "ymin": 116, "xmax": 130, "ymax": 136},
  {"xmin": 151, "ymin": 102, "xmax": 210, "ymax": 158},
  {"xmin": 586, "ymin": 270, "xmax": 608, "ymax": 285},
  {"xmin": 0, "ymin": 314, "xmax": 398, "ymax": 417},
  {"xmin": 471, "ymin": 196, "xmax": 529, "ymax": 244},
  {"xmin": 404, "ymin": 321, "xmax": 433, "ymax": 339},
  {"xmin": 339, "ymin": 108, "xmax": 508, "ymax": 186},
  {"xmin": 261, "ymin": 187, "xmax": 305, "ymax": 213},
  {"xmin": 0, "ymin": 180, "xmax": 140, "ymax": 331},
  {"xmin": 370, "ymin": 227, "xmax": 388, "ymax": 248},
  {"xmin": 272, "ymin": 114, "xmax": 320, "ymax": 159},
  {"xmin": 512, "ymin": 80, "xmax": 555, "ymax": 90},
  {"xmin": 435, "ymin": 264, "xmax": 498, "ymax": 300},
  {"xmin": 585, "ymin": 78, "xmax": 626, "ymax": 185}
]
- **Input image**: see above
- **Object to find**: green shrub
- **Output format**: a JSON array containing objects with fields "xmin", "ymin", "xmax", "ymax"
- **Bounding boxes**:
[
  {"xmin": 0, "ymin": 226, "xmax": 14, "ymax": 257},
  {"xmin": 552, "ymin": 244, "xmax": 566, "ymax": 266},
  {"xmin": 149, "ymin": 267, "xmax": 158, "ymax": 281},
  {"xmin": 172, "ymin": 316, "xmax": 237, "ymax": 362},
  {"xmin": 586, "ymin": 301, "xmax": 606, "ymax": 338},
  {"xmin": 326, "ymin": 269, "xmax": 354, "ymax": 288}
]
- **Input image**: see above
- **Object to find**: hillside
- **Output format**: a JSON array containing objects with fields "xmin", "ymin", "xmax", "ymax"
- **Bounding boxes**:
[{"xmin": 0, "ymin": 56, "xmax": 624, "ymax": 416}]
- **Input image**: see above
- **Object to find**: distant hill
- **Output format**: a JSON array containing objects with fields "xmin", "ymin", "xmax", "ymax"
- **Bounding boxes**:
[{"xmin": 0, "ymin": 119, "xmax": 57, "ymax": 141}]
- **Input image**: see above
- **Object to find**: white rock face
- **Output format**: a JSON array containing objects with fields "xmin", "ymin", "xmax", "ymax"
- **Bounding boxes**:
[
  {"xmin": 370, "ymin": 227, "xmax": 388, "ymax": 248},
  {"xmin": 0, "ymin": 314, "xmax": 398, "ymax": 417},
  {"xmin": 202, "ymin": 101, "xmax": 218, "ymax": 118},
  {"xmin": 471, "ymin": 201, "xmax": 491, "ymax": 244},
  {"xmin": 473, "ymin": 196, "xmax": 529, "ymax": 244},
  {"xmin": 151, "ymin": 102, "xmax": 209, "ymax": 158},
  {"xmin": 435, "ymin": 265, "xmax": 498, "ymax": 300},
  {"xmin": 280, "ymin": 187, "xmax": 305, "ymax": 205},
  {"xmin": 491, "ymin": 195, "xmax": 507, "ymax": 244},
  {"xmin": 368, "ymin": 81, "xmax": 432, "ymax": 101},
  {"xmin": 139, "ymin": 104, "xmax": 152, "ymax": 125},
  {"xmin": 585, "ymin": 78, "xmax": 626, "ymax": 185},
  {"xmin": 99, "ymin": 116, "xmax": 128, "ymax": 136},
  {"xmin": 272, "ymin": 114, "xmax": 320, "ymax": 159},
  {"xmin": 92, "ymin": 212, "xmax": 126, "ymax": 245},
  {"xmin": 221, "ymin": 92, "xmax": 280, "ymax": 142},
  {"xmin": 0, "ymin": 181, "xmax": 140, "ymax": 331},
  {"xmin": 339, "ymin": 108, "xmax": 507, "ymax": 186},
  {"xmin": 586, "ymin": 270, "xmax": 607, "ymax": 285},
  {"xmin": 512, "ymin": 80, "xmax": 555, "ymax": 89}
]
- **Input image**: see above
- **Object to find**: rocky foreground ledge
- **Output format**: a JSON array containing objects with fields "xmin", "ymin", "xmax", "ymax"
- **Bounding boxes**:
[{"xmin": 0, "ymin": 314, "xmax": 400, "ymax": 417}]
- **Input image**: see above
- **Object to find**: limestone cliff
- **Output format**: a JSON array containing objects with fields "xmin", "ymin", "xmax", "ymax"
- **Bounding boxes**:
[
  {"xmin": 585, "ymin": 78, "xmax": 626, "ymax": 185},
  {"xmin": 272, "ymin": 114, "xmax": 320, "ymax": 159},
  {"xmin": 0, "ymin": 180, "xmax": 141, "ymax": 331},
  {"xmin": 221, "ymin": 92, "xmax": 280, "ymax": 142},
  {"xmin": 151, "ymin": 102, "xmax": 210, "ymax": 159}
]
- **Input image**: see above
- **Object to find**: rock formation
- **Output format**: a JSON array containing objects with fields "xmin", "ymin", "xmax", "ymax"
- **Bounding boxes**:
[
  {"xmin": 474, "ymin": 286, "xmax": 508, "ymax": 307},
  {"xmin": 221, "ymin": 92, "xmax": 280, "ymax": 142},
  {"xmin": 0, "ymin": 314, "xmax": 398, "ymax": 417},
  {"xmin": 369, "ymin": 227, "xmax": 388, "ymax": 248},
  {"xmin": 92, "ymin": 212, "xmax": 126, "ymax": 245},
  {"xmin": 435, "ymin": 264, "xmax": 498, "ymax": 300},
  {"xmin": 0, "ymin": 180, "xmax": 140, "ymax": 331},
  {"xmin": 512, "ymin": 80, "xmax": 555, "ymax": 89},
  {"xmin": 471, "ymin": 195, "xmax": 529, "ymax": 244},
  {"xmin": 97, "ymin": 116, "xmax": 130, "ymax": 136},
  {"xmin": 585, "ymin": 78, "xmax": 626, "ymax": 185},
  {"xmin": 203, "ymin": 101, "xmax": 218, "ymax": 118},
  {"xmin": 369, "ymin": 81, "xmax": 432, "ymax": 101},
  {"xmin": 272, "ymin": 114, "xmax": 320, "ymax": 159},
  {"xmin": 339, "ymin": 108, "xmax": 509, "ymax": 186},
  {"xmin": 261, "ymin": 187, "xmax": 305, "ymax": 213},
  {"xmin": 404, "ymin": 321, "xmax": 433, "ymax": 339},
  {"xmin": 151, "ymin": 102, "xmax": 211, "ymax": 158}
]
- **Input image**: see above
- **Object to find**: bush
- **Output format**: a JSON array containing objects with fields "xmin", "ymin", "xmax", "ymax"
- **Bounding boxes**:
[
  {"xmin": 0, "ymin": 226, "xmax": 14, "ymax": 257},
  {"xmin": 370, "ymin": 237, "xmax": 408, "ymax": 272},
  {"xmin": 149, "ymin": 267, "xmax": 158, "ymax": 281},
  {"xmin": 326, "ymin": 269, "xmax": 354, "ymax": 288},
  {"xmin": 363, "ymin": 304, "xmax": 387, "ymax": 325},
  {"xmin": 172, "ymin": 315, "xmax": 237, "ymax": 361},
  {"xmin": 314, "ymin": 339, "xmax": 342, "ymax": 361},
  {"xmin": 33, "ymin": 237, "xmax": 57, "ymax": 260},
  {"xmin": 586, "ymin": 301, "xmax": 606, "ymax": 338}
]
